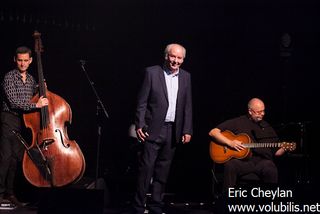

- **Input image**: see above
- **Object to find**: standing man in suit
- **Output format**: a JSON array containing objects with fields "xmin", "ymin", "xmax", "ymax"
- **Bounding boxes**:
[{"xmin": 132, "ymin": 43, "xmax": 193, "ymax": 214}]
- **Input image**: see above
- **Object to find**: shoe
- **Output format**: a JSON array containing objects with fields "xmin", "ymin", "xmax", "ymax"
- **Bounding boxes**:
[
  {"xmin": 3, "ymin": 194, "xmax": 25, "ymax": 208},
  {"xmin": 0, "ymin": 201, "xmax": 16, "ymax": 210}
]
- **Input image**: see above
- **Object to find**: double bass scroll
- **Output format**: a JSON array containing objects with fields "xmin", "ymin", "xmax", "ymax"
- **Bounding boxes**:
[{"xmin": 22, "ymin": 31, "xmax": 86, "ymax": 187}]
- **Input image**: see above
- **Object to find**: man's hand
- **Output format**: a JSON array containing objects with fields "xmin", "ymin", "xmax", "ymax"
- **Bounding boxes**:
[
  {"xmin": 228, "ymin": 140, "xmax": 245, "ymax": 151},
  {"xmin": 182, "ymin": 134, "xmax": 191, "ymax": 144},
  {"xmin": 36, "ymin": 96, "xmax": 49, "ymax": 108},
  {"xmin": 136, "ymin": 128, "xmax": 149, "ymax": 142}
]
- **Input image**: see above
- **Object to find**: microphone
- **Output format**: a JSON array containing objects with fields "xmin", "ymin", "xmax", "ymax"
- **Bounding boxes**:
[
  {"xmin": 142, "ymin": 125, "xmax": 148, "ymax": 135},
  {"xmin": 136, "ymin": 125, "xmax": 148, "ymax": 143}
]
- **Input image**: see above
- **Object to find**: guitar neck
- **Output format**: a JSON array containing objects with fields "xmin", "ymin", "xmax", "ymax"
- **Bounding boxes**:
[{"xmin": 244, "ymin": 142, "xmax": 283, "ymax": 148}]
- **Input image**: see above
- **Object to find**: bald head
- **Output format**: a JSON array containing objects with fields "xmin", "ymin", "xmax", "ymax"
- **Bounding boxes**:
[
  {"xmin": 248, "ymin": 98, "xmax": 264, "ymax": 110},
  {"xmin": 248, "ymin": 98, "xmax": 265, "ymax": 122}
]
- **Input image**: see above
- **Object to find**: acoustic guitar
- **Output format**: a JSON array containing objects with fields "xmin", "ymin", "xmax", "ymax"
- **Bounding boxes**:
[{"xmin": 209, "ymin": 130, "xmax": 296, "ymax": 163}]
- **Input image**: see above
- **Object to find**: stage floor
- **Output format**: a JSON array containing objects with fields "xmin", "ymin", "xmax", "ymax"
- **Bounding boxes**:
[{"xmin": 0, "ymin": 201, "xmax": 215, "ymax": 214}]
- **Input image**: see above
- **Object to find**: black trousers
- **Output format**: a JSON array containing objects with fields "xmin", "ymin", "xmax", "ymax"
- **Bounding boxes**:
[
  {"xmin": 132, "ymin": 122, "xmax": 176, "ymax": 214},
  {"xmin": 0, "ymin": 112, "xmax": 24, "ymax": 195},
  {"xmin": 223, "ymin": 156, "xmax": 278, "ymax": 191}
]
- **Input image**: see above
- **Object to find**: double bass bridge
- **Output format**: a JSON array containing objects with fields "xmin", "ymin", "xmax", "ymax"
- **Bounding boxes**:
[{"xmin": 41, "ymin": 138, "xmax": 55, "ymax": 150}]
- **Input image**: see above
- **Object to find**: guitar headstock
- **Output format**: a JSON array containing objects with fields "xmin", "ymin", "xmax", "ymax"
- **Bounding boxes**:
[{"xmin": 281, "ymin": 142, "xmax": 296, "ymax": 152}]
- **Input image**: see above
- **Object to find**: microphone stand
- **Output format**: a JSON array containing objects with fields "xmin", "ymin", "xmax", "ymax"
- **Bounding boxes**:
[
  {"xmin": 80, "ymin": 60, "xmax": 109, "ymax": 189},
  {"xmin": 297, "ymin": 122, "xmax": 310, "ymax": 185}
]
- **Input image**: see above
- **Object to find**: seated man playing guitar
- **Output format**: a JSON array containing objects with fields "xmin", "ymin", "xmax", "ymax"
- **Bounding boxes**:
[{"xmin": 209, "ymin": 98, "xmax": 294, "ymax": 192}]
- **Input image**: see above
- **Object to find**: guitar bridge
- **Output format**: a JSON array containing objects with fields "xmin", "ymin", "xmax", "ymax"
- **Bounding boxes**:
[{"xmin": 223, "ymin": 146, "xmax": 227, "ymax": 153}]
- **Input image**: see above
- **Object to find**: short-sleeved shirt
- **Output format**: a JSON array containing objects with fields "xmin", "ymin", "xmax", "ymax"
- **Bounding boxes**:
[{"xmin": 216, "ymin": 115, "xmax": 279, "ymax": 160}]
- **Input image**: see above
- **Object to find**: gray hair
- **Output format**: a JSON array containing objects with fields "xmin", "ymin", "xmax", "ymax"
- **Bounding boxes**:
[{"xmin": 164, "ymin": 43, "xmax": 186, "ymax": 58}]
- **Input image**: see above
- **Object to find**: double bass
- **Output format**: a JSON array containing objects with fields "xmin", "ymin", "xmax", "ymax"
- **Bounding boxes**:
[{"xmin": 22, "ymin": 31, "xmax": 86, "ymax": 187}]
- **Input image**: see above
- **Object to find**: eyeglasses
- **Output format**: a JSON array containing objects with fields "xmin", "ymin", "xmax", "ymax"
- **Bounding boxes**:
[{"xmin": 250, "ymin": 109, "xmax": 265, "ymax": 115}]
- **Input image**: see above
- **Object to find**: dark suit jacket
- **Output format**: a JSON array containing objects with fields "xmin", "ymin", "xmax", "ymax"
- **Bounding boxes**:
[{"xmin": 135, "ymin": 65, "xmax": 193, "ymax": 143}]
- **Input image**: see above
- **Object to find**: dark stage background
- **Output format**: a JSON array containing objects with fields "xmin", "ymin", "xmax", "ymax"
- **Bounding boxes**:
[{"xmin": 1, "ymin": 0, "xmax": 319, "ymax": 205}]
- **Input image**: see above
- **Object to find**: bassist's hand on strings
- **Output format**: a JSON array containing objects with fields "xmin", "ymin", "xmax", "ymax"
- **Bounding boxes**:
[{"xmin": 36, "ymin": 96, "xmax": 49, "ymax": 108}]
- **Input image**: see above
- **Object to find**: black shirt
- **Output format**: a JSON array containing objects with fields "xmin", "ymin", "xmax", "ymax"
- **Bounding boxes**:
[{"xmin": 216, "ymin": 115, "xmax": 279, "ymax": 160}]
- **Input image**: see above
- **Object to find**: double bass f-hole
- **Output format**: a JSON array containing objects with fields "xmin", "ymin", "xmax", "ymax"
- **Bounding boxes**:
[
  {"xmin": 36, "ymin": 129, "xmax": 70, "ymax": 150},
  {"xmin": 22, "ymin": 30, "xmax": 86, "ymax": 187},
  {"xmin": 55, "ymin": 129, "xmax": 70, "ymax": 148}
]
